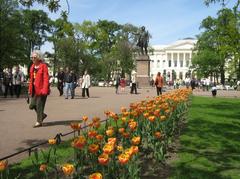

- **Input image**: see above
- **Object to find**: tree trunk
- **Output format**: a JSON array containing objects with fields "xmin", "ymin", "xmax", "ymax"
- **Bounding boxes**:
[{"xmin": 220, "ymin": 64, "xmax": 225, "ymax": 85}]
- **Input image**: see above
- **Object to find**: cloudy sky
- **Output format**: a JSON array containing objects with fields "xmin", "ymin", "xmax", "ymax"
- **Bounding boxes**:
[{"xmin": 31, "ymin": 0, "xmax": 235, "ymax": 52}]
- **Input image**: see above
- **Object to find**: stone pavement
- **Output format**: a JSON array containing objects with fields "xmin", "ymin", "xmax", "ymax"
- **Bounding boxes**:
[{"xmin": 0, "ymin": 86, "xmax": 239, "ymax": 163}]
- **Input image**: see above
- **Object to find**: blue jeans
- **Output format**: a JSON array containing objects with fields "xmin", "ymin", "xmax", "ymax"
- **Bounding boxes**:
[{"xmin": 64, "ymin": 82, "xmax": 74, "ymax": 98}]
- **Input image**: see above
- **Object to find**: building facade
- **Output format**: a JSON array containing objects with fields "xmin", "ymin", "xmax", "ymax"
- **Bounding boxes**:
[{"xmin": 149, "ymin": 38, "xmax": 197, "ymax": 82}]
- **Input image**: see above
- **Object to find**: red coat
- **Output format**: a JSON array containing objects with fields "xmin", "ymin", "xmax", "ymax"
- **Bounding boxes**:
[
  {"xmin": 155, "ymin": 76, "xmax": 164, "ymax": 88},
  {"xmin": 28, "ymin": 63, "xmax": 50, "ymax": 96}
]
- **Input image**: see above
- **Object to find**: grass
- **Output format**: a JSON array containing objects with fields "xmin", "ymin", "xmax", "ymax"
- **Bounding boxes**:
[
  {"xmin": 8, "ymin": 140, "xmax": 74, "ymax": 178},
  {"xmin": 170, "ymin": 96, "xmax": 240, "ymax": 179}
]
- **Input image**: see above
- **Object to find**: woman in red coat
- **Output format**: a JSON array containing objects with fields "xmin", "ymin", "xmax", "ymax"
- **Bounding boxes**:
[
  {"xmin": 155, "ymin": 72, "xmax": 164, "ymax": 95},
  {"xmin": 29, "ymin": 50, "xmax": 50, "ymax": 127}
]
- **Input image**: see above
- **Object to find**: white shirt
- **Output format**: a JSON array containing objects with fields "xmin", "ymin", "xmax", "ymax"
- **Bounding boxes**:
[{"xmin": 81, "ymin": 74, "xmax": 90, "ymax": 88}]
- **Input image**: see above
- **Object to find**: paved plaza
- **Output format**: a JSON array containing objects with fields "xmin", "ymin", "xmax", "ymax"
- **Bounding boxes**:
[{"xmin": 0, "ymin": 87, "xmax": 239, "ymax": 163}]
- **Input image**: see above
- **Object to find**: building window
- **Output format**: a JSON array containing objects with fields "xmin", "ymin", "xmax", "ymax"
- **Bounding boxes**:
[
  {"xmin": 167, "ymin": 53, "xmax": 171, "ymax": 61},
  {"xmin": 157, "ymin": 60, "xmax": 160, "ymax": 68},
  {"xmin": 168, "ymin": 60, "xmax": 171, "ymax": 67},
  {"xmin": 174, "ymin": 60, "xmax": 177, "ymax": 67},
  {"xmin": 173, "ymin": 53, "xmax": 177, "ymax": 67}
]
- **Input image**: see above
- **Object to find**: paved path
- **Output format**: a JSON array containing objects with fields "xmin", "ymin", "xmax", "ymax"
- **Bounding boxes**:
[
  {"xmin": 0, "ymin": 87, "xmax": 157, "ymax": 162},
  {"xmin": 0, "ymin": 87, "xmax": 239, "ymax": 163}
]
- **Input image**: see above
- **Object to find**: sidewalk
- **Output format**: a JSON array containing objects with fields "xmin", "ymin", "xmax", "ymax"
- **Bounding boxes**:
[{"xmin": 0, "ymin": 87, "xmax": 156, "ymax": 162}]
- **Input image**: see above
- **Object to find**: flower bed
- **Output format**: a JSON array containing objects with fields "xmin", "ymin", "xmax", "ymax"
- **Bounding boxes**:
[{"xmin": 0, "ymin": 89, "xmax": 191, "ymax": 179}]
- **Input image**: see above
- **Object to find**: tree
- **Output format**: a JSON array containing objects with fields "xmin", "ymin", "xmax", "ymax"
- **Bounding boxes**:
[
  {"xmin": 204, "ymin": 0, "xmax": 240, "ymax": 10},
  {"xmin": 0, "ymin": 0, "xmax": 28, "ymax": 68},
  {"xmin": 194, "ymin": 8, "xmax": 240, "ymax": 84},
  {"xmin": 19, "ymin": 0, "xmax": 64, "ymax": 13},
  {"xmin": 48, "ymin": 13, "xmax": 74, "ymax": 77}
]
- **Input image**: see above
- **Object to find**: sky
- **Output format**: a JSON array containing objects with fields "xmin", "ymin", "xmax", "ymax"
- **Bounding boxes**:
[{"xmin": 31, "ymin": 0, "xmax": 235, "ymax": 52}]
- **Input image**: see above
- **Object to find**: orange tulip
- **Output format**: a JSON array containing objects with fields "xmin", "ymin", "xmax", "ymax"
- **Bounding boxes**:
[
  {"xmin": 70, "ymin": 122, "xmax": 81, "ymax": 130},
  {"xmin": 122, "ymin": 112, "xmax": 129, "ymax": 117},
  {"xmin": 93, "ymin": 121, "xmax": 101, "ymax": 129},
  {"xmin": 89, "ymin": 172, "xmax": 103, "ymax": 179},
  {"xmin": 95, "ymin": 134, "xmax": 104, "ymax": 141},
  {"xmin": 148, "ymin": 116, "xmax": 156, "ymax": 122},
  {"xmin": 104, "ymin": 110, "xmax": 110, "ymax": 116},
  {"xmin": 165, "ymin": 109, "xmax": 170, "ymax": 115},
  {"xmin": 143, "ymin": 112, "xmax": 149, "ymax": 118},
  {"xmin": 39, "ymin": 164, "xmax": 47, "ymax": 172},
  {"xmin": 117, "ymin": 145, "xmax": 124, "ymax": 152},
  {"xmin": 88, "ymin": 144, "xmax": 99, "ymax": 153},
  {"xmin": 118, "ymin": 153, "xmax": 130, "ymax": 165},
  {"xmin": 160, "ymin": 115, "xmax": 166, "ymax": 121},
  {"xmin": 122, "ymin": 132, "xmax": 130, "ymax": 138},
  {"xmin": 103, "ymin": 144, "xmax": 114, "ymax": 155},
  {"xmin": 106, "ymin": 129, "xmax": 114, "ymax": 137},
  {"xmin": 107, "ymin": 137, "xmax": 117, "ymax": 145},
  {"xmin": 131, "ymin": 136, "xmax": 141, "ymax": 145},
  {"xmin": 92, "ymin": 116, "xmax": 100, "ymax": 122},
  {"xmin": 128, "ymin": 121, "xmax": 137, "ymax": 131},
  {"xmin": 0, "ymin": 160, "xmax": 8, "ymax": 172},
  {"xmin": 121, "ymin": 107, "xmax": 127, "ymax": 113},
  {"xmin": 153, "ymin": 109, "xmax": 160, "ymax": 117},
  {"xmin": 82, "ymin": 116, "xmax": 88, "ymax": 122},
  {"xmin": 72, "ymin": 136, "xmax": 86, "ymax": 149},
  {"xmin": 62, "ymin": 163, "xmax": 75, "ymax": 176},
  {"xmin": 118, "ymin": 127, "xmax": 125, "ymax": 134},
  {"xmin": 48, "ymin": 139, "xmax": 56, "ymax": 145},
  {"xmin": 88, "ymin": 130, "xmax": 98, "ymax": 138},
  {"xmin": 131, "ymin": 146, "xmax": 139, "ymax": 154},
  {"xmin": 155, "ymin": 131, "xmax": 161, "ymax": 139},
  {"xmin": 124, "ymin": 148, "xmax": 133, "ymax": 157},
  {"xmin": 98, "ymin": 153, "xmax": 109, "ymax": 165}
]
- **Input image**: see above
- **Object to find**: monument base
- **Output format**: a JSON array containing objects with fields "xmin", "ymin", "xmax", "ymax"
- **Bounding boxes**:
[
  {"xmin": 136, "ymin": 55, "xmax": 150, "ymax": 88},
  {"xmin": 137, "ymin": 76, "xmax": 150, "ymax": 88}
]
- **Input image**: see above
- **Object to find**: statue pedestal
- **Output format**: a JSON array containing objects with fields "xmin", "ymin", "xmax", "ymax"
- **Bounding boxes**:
[{"xmin": 136, "ymin": 55, "xmax": 150, "ymax": 88}]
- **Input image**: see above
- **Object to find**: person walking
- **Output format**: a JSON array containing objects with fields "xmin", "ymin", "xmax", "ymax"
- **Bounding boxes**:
[
  {"xmin": 3, "ymin": 68, "xmax": 13, "ymax": 98},
  {"xmin": 57, "ymin": 67, "xmax": 64, "ymax": 96},
  {"xmin": 155, "ymin": 72, "xmax": 164, "ymax": 95},
  {"xmin": 63, "ymin": 67, "xmax": 74, "ymax": 99},
  {"xmin": 114, "ymin": 74, "xmax": 120, "ymax": 94},
  {"xmin": 190, "ymin": 78, "xmax": 196, "ymax": 91},
  {"xmin": 70, "ymin": 70, "xmax": 77, "ymax": 99},
  {"xmin": 120, "ymin": 78, "xmax": 126, "ymax": 92},
  {"xmin": 81, "ymin": 70, "xmax": 90, "ymax": 98},
  {"xmin": 130, "ymin": 71, "xmax": 137, "ymax": 94},
  {"xmin": 28, "ymin": 50, "xmax": 50, "ymax": 128},
  {"xmin": 12, "ymin": 66, "xmax": 25, "ymax": 98}
]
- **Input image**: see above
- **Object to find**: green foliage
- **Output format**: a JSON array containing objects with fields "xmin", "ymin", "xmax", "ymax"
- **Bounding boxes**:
[
  {"xmin": 194, "ymin": 8, "xmax": 240, "ymax": 83},
  {"xmin": 171, "ymin": 96, "xmax": 240, "ymax": 178},
  {"xmin": 0, "ymin": 0, "xmax": 27, "ymax": 67},
  {"xmin": 0, "ymin": 1, "xmax": 52, "ymax": 68}
]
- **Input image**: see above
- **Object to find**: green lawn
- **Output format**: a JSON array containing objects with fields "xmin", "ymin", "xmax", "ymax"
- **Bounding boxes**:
[{"xmin": 170, "ymin": 96, "xmax": 240, "ymax": 179}]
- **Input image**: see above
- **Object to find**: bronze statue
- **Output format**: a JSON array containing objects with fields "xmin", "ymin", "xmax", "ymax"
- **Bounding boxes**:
[{"xmin": 136, "ymin": 26, "xmax": 149, "ymax": 55}]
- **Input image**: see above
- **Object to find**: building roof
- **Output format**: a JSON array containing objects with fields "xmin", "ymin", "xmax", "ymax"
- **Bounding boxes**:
[{"xmin": 152, "ymin": 38, "xmax": 197, "ymax": 51}]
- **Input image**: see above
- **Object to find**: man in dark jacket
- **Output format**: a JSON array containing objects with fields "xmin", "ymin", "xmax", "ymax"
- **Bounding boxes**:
[{"xmin": 57, "ymin": 67, "xmax": 64, "ymax": 96}]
